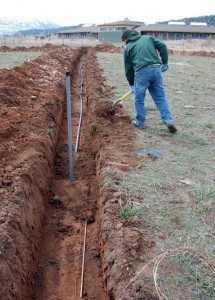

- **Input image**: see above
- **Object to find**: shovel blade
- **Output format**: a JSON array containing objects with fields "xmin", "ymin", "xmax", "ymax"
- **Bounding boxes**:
[{"xmin": 111, "ymin": 91, "xmax": 131, "ymax": 108}]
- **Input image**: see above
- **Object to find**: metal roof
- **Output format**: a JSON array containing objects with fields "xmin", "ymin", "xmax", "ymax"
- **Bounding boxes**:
[
  {"xmin": 138, "ymin": 24, "xmax": 215, "ymax": 33},
  {"xmin": 56, "ymin": 26, "xmax": 99, "ymax": 34},
  {"xmin": 97, "ymin": 20, "xmax": 145, "ymax": 27},
  {"xmin": 55, "ymin": 23, "xmax": 215, "ymax": 35}
]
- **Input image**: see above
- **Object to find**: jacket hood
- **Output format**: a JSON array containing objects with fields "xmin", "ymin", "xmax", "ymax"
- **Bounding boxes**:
[
  {"xmin": 121, "ymin": 28, "xmax": 140, "ymax": 42},
  {"xmin": 126, "ymin": 33, "xmax": 141, "ymax": 43}
]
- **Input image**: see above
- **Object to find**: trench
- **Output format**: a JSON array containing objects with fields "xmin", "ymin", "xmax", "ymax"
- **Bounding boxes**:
[
  {"xmin": 1, "ymin": 45, "xmax": 138, "ymax": 300},
  {"xmin": 32, "ymin": 49, "xmax": 108, "ymax": 299}
]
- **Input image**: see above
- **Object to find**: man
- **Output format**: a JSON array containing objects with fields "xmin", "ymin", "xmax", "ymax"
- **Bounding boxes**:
[{"xmin": 121, "ymin": 28, "xmax": 177, "ymax": 133}]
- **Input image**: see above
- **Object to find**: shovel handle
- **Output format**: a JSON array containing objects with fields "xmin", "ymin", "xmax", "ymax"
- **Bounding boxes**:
[{"xmin": 119, "ymin": 91, "xmax": 132, "ymax": 100}]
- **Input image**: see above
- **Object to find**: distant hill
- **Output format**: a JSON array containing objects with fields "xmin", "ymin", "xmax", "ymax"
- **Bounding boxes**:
[
  {"xmin": 0, "ymin": 18, "xmax": 60, "ymax": 36},
  {"xmin": 0, "ymin": 17, "xmax": 85, "ymax": 37},
  {"xmin": 160, "ymin": 14, "xmax": 215, "ymax": 26},
  {"xmin": 17, "ymin": 25, "xmax": 84, "ymax": 36}
]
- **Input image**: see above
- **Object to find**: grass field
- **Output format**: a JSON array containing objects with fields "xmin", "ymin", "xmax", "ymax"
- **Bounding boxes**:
[
  {"xmin": 97, "ymin": 52, "xmax": 215, "ymax": 300},
  {"xmin": 0, "ymin": 51, "xmax": 41, "ymax": 68}
]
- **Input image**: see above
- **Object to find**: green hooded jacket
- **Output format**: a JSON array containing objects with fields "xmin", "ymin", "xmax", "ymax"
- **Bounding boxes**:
[{"xmin": 123, "ymin": 31, "xmax": 168, "ymax": 85}]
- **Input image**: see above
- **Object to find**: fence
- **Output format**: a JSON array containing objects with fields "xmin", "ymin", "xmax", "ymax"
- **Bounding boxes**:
[
  {"xmin": 0, "ymin": 35, "xmax": 100, "ymax": 48},
  {"xmin": 1, "ymin": 35, "xmax": 215, "ymax": 52}
]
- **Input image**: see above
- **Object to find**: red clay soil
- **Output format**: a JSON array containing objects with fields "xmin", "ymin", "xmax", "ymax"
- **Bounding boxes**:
[
  {"xmin": 0, "ymin": 44, "xmax": 155, "ymax": 300},
  {"xmin": 1, "ymin": 43, "xmax": 213, "ymax": 300},
  {"xmin": 0, "ymin": 45, "xmax": 83, "ymax": 299}
]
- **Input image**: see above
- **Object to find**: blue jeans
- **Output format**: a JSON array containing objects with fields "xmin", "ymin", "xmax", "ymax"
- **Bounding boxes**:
[{"xmin": 134, "ymin": 67, "xmax": 174, "ymax": 127}]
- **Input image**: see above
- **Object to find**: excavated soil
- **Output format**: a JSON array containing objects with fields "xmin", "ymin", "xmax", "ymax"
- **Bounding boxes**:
[
  {"xmin": 1, "ymin": 43, "xmax": 214, "ymax": 300},
  {"xmin": 0, "ymin": 44, "xmax": 145, "ymax": 300}
]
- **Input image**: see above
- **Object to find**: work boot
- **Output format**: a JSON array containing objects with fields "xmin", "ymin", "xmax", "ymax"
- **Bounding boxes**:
[
  {"xmin": 131, "ymin": 120, "xmax": 144, "ymax": 129},
  {"xmin": 166, "ymin": 123, "xmax": 177, "ymax": 133}
]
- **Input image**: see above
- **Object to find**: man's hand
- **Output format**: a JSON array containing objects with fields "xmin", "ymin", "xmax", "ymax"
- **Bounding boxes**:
[
  {"xmin": 130, "ymin": 85, "xmax": 135, "ymax": 94},
  {"xmin": 161, "ymin": 64, "xmax": 169, "ymax": 72}
]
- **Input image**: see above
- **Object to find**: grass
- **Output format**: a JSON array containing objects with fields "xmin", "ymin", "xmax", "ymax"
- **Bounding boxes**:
[
  {"xmin": 184, "ymin": 111, "xmax": 194, "ymax": 116},
  {"xmin": 120, "ymin": 201, "xmax": 144, "ymax": 220},
  {"xmin": 103, "ymin": 167, "xmax": 120, "ymax": 188},
  {"xmin": 154, "ymin": 251, "xmax": 215, "ymax": 300},
  {"xmin": 176, "ymin": 252, "xmax": 215, "ymax": 299},
  {"xmin": 97, "ymin": 52, "xmax": 215, "ymax": 299},
  {"xmin": 193, "ymin": 184, "xmax": 215, "ymax": 202},
  {"xmin": 0, "ymin": 51, "xmax": 41, "ymax": 69}
]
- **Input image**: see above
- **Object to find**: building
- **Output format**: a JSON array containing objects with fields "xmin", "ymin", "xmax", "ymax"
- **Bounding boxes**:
[
  {"xmin": 97, "ymin": 20, "xmax": 215, "ymax": 42},
  {"xmin": 55, "ymin": 25, "xmax": 99, "ymax": 39},
  {"xmin": 54, "ymin": 19, "xmax": 215, "ymax": 43},
  {"xmin": 97, "ymin": 19, "xmax": 145, "ymax": 43},
  {"xmin": 138, "ymin": 23, "xmax": 215, "ymax": 40}
]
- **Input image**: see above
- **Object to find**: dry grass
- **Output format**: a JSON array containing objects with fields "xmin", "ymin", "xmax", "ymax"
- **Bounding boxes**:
[{"xmin": 97, "ymin": 50, "xmax": 215, "ymax": 299}]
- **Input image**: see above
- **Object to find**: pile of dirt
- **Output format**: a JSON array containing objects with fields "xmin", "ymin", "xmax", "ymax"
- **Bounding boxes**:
[
  {"xmin": 94, "ymin": 43, "xmax": 122, "ymax": 53},
  {"xmin": 0, "ymin": 44, "xmax": 61, "ymax": 53},
  {"xmin": 94, "ymin": 42, "xmax": 215, "ymax": 57},
  {"xmin": 169, "ymin": 49, "xmax": 215, "ymax": 57}
]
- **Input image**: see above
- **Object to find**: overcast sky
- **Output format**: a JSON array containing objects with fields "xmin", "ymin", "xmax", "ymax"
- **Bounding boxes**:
[{"xmin": 0, "ymin": 0, "xmax": 214, "ymax": 26}]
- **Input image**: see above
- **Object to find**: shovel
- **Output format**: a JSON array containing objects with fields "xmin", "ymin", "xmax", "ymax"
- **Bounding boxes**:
[{"xmin": 111, "ymin": 91, "xmax": 131, "ymax": 110}]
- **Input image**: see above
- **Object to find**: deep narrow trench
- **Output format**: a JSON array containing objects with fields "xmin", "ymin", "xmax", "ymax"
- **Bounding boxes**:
[{"xmin": 33, "ymin": 49, "xmax": 107, "ymax": 300}]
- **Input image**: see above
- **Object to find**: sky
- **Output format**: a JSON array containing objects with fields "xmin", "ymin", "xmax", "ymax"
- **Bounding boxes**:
[{"xmin": 0, "ymin": 0, "xmax": 214, "ymax": 26}]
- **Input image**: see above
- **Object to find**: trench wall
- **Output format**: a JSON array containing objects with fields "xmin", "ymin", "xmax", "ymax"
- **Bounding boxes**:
[{"xmin": 0, "ymin": 46, "xmax": 83, "ymax": 298}]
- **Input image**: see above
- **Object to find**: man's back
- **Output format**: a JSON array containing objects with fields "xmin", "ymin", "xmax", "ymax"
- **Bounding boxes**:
[
  {"xmin": 125, "ymin": 35, "xmax": 162, "ymax": 71},
  {"xmin": 124, "ymin": 35, "xmax": 169, "ymax": 73}
]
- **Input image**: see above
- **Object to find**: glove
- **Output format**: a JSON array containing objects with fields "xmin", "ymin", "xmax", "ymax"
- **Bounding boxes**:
[
  {"xmin": 161, "ymin": 64, "xmax": 169, "ymax": 72},
  {"xmin": 130, "ymin": 85, "xmax": 135, "ymax": 94}
]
